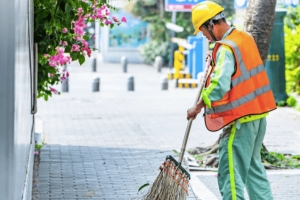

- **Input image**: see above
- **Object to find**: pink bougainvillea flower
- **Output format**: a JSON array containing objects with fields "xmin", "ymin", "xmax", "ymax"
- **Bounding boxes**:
[
  {"xmin": 103, "ymin": 5, "xmax": 110, "ymax": 16},
  {"xmin": 60, "ymin": 70, "xmax": 69, "ymax": 81},
  {"xmin": 73, "ymin": 35, "xmax": 80, "ymax": 41},
  {"xmin": 62, "ymin": 28, "xmax": 68, "ymax": 33},
  {"xmin": 65, "ymin": 56, "xmax": 71, "ymax": 64},
  {"xmin": 121, "ymin": 17, "xmax": 127, "ymax": 23},
  {"xmin": 95, "ymin": 10, "xmax": 104, "ymax": 20},
  {"xmin": 63, "ymin": 41, "xmax": 68, "ymax": 46},
  {"xmin": 59, "ymin": 40, "xmax": 63, "ymax": 45},
  {"xmin": 44, "ymin": 54, "xmax": 49, "ymax": 57},
  {"xmin": 48, "ymin": 47, "xmax": 71, "ymax": 67},
  {"xmin": 73, "ymin": 15, "xmax": 87, "ymax": 38},
  {"xmin": 112, "ymin": 16, "xmax": 119, "ymax": 23},
  {"xmin": 71, "ymin": 44, "xmax": 80, "ymax": 52},
  {"xmin": 82, "ymin": 46, "xmax": 92, "ymax": 57},
  {"xmin": 78, "ymin": 8, "xmax": 83, "ymax": 13},
  {"xmin": 49, "ymin": 73, "xmax": 53, "ymax": 77},
  {"xmin": 81, "ymin": 40, "xmax": 88, "ymax": 47},
  {"xmin": 34, "ymin": 151, "xmax": 39, "ymax": 155},
  {"xmin": 50, "ymin": 87, "xmax": 58, "ymax": 94},
  {"xmin": 61, "ymin": 73, "xmax": 66, "ymax": 81},
  {"xmin": 92, "ymin": 35, "xmax": 96, "ymax": 39},
  {"xmin": 104, "ymin": 19, "xmax": 112, "ymax": 25}
]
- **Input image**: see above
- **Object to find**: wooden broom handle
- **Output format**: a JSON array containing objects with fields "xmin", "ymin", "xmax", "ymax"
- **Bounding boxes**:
[{"xmin": 179, "ymin": 56, "xmax": 213, "ymax": 164}]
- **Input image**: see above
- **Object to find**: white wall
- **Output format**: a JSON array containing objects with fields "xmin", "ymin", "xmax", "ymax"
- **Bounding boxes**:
[{"xmin": 0, "ymin": 0, "xmax": 34, "ymax": 199}]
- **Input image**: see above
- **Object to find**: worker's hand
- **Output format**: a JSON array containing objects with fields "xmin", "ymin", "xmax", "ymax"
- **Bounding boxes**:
[
  {"xmin": 187, "ymin": 105, "xmax": 202, "ymax": 120},
  {"xmin": 205, "ymin": 54, "xmax": 212, "ymax": 62}
]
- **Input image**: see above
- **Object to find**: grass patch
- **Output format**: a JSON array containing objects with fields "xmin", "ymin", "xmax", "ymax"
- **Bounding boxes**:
[
  {"xmin": 191, "ymin": 148, "xmax": 300, "ymax": 169},
  {"xmin": 261, "ymin": 148, "xmax": 300, "ymax": 169},
  {"xmin": 193, "ymin": 154, "xmax": 204, "ymax": 165},
  {"xmin": 173, "ymin": 149, "xmax": 179, "ymax": 155},
  {"xmin": 35, "ymin": 144, "xmax": 43, "ymax": 150}
]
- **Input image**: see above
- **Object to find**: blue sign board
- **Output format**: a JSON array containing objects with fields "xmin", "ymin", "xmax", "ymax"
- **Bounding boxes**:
[{"xmin": 165, "ymin": 0, "xmax": 204, "ymax": 12}]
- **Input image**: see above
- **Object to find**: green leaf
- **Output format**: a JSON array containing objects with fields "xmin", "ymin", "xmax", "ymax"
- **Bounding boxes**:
[
  {"xmin": 65, "ymin": 46, "xmax": 71, "ymax": 53},
  {"xmin": 110, "ymin": 23, "xmax": 114, "ymax": 29},
  {"xmin": 78, "ymin": 54, "xmax": 85, "ymax": 65},
  {"xmin": 80, "ymin": 1, "xmax": 89, "ymax": 13},
  {"xmin": 48, "ymin": 67, "xmax": 56, "ymax": 74},
  {"xmin": 65, "ymin": 2, "xmax": 72, "ymax": 13},
  {"xmin": 70, "ymin": 52, "xmax": 80, "ymax": 61},
  {"xmin": 35, "ymin": 144, "xmax": 43, "ymax": 150},
  {"xmin": 83, "ymin": 35, "xmax": 89, "ymax": 41},
  {"xmin": 292, "ymin": 155, "xmax": 300, "ymax": 160},
  {"xmin": 65, "ymin": 2, "xmax": 74, "ymax": 19},
  {"xmin": 138, "ymin": 183, "xmax": 150, "ymax": 192}
]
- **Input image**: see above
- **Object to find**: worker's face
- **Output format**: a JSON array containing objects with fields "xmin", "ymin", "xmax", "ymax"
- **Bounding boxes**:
[{"xmin": 199, "ymin": 25, "xmax": 214, "ymax": 41}]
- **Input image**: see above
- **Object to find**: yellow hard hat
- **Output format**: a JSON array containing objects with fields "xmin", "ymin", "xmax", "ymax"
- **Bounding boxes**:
[{"xmin": 192, "ymin": 1, "xmax": 224, "ymax": 35}]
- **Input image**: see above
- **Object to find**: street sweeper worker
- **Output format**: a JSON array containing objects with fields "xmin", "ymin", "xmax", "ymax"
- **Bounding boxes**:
[{"xmin": 187, "ymin": 1, "xmax": 277, "ymax": 200}]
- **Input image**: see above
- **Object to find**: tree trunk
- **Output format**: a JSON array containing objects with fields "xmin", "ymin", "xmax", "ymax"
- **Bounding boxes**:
[
  {"xmin": 243, "ymin": 0, "xmax": 277, "ymax": 64},
  {"xmin": 244, "ymin": 0, "xmax": 277, "ymax": 153}
]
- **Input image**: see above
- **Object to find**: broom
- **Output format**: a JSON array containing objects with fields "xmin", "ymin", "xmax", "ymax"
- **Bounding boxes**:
[{"xmin": 141, "ymin": 56, "xmax": 213, "ymax": 200}]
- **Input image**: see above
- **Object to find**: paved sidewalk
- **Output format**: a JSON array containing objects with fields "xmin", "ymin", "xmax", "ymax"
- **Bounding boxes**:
[{"xmin": 33, "ymin": 56, "xmax": 300, "ymax": 199}]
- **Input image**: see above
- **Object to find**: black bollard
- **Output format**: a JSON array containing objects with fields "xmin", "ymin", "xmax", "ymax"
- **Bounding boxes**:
[
  {"xmin": 92, "ymin": 77, "xmax": 100, "ymax": 92},
  {"xmin": 127, "ymin": 75, "xmax": 134, "ymax": 91},
  {"xmin": 62, "ymin": 77, "xmax": 69, "ymax": 92},
  {"xmin": 92, "ymin": 57, "xmax": 97, "ymax": 72},
  {"xmin": 154, "ymin": 56, "xmax": 163, "ymax": 73},
  {"xmin": 161, "ymin": 76, "xmax": 168, "ymax": 90},
  {"xmin": 121, "ymin": 56, "xmax": 128, "ymax": 73}
]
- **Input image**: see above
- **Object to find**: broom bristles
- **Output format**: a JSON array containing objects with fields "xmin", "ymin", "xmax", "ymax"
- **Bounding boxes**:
[{"xmin": 141, "ymin": 158, "xmax": 190, "ymax": 200}]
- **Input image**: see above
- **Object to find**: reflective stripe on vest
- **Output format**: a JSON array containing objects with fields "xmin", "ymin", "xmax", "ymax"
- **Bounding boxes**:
[
  {"xmin": 206, "ymin": 84, "xmax": 272, "ymax": 114},
  {"xmin": 221, "ymin": 39, "xmax": 265, "ymax": 87}
]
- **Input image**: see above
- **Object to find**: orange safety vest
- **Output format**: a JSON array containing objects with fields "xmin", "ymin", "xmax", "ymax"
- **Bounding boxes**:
[{"xmin": 204, "ymin": 29, "xmax": 277, "ymax": 132}]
